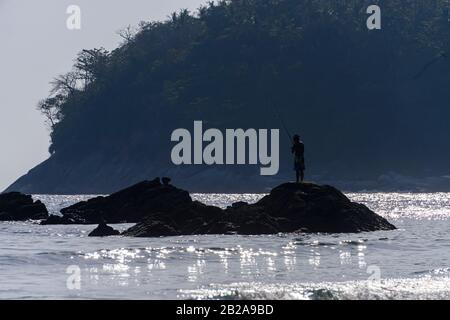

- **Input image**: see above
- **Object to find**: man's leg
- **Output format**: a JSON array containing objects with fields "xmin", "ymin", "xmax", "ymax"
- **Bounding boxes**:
[
  {"xmin": 300, "ymin": 169, "xmax": 304, "ymax": 182},
  {"xmin": 296, "ymin": 171, "xmax": 300, "ymax": 183}
]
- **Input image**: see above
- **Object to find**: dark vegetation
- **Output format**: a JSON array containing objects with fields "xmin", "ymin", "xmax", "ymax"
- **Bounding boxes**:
[{"xmin": 9, "ymin": 0, "xmax": 450, "ymax": 193}]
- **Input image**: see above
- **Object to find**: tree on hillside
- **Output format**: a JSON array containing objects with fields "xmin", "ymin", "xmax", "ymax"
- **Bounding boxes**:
[{"xmin": 36, "ymin": 0, "xmax": 450, "ymax": 178}]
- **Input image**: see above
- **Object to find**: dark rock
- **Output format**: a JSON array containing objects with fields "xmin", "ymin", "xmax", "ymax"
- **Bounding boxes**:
[
  {"xmin": 0, "ymin": 192, "xmax": 48, "ymax": 221},
  {"xmin": 122, "ymin": 182, "xmax": 396, "ymax": 237},
  {"xmin": 121, "ymin": 201, "xmax": 223, "ymax": 237},
  {"xmin": 88, "ymin": 222, "xmax": 120, "ymax": 237},
  {"xmin": 225, "ymin": 183, "xmax": 397, "ymax": 234},
  {"xmin": 41, "ymin": 215, "xmax": 79, "ymax": 225},
  {"xmin": 162, "ymin": 177, "xmax": 171, "ymax": 185},
  {"xmin": 122, "ymin": 219, "xmax": 178, "ymax": 237},
  {"xmin": 41, "ymin": 215, "xmax": 65, "ymax": 225},
  {"xmin": 41, "ymin": 178, "xmax": 194, "ymax": 225},
  {"xmin": 227, "ymin": 201, "xmax": 248, "ymax": 209},
  {"xmin": 41, "ymin": 177, "xmax": 395, "ymax": 235}
]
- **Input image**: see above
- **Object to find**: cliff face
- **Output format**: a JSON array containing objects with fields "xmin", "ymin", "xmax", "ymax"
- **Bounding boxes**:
[{"xmin": 6, "ymin": 1, "xmax": 450, "ymax": 194}]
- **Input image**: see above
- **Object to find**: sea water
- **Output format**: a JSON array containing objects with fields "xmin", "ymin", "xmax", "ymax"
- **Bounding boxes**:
[{"xmin": 0, "ymin": 193, "xmax": 450, "ymax": 300}]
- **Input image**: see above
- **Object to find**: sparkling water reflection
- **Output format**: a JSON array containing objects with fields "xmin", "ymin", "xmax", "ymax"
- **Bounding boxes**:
[{"xmin": 0, "ymin": 192, "xmax": 449, "ymax": 299}]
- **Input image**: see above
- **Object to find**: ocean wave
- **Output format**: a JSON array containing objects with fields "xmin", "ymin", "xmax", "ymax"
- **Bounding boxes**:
[{"xmin": 179, "ymin": 276, "xmax": 450, "ymax": 300}]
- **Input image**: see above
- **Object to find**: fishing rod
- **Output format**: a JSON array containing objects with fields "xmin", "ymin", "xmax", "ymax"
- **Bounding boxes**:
[
  {"xmin": 258, "ymin": 66, "xmax": 294, "ymax": 143},
  {"xmin": 271, "ymin": 104, "xmax": 293, "ymax": 143},
  {"xmin": 414, "ymin": 51, "xmax": 448, "ymax": 80}
]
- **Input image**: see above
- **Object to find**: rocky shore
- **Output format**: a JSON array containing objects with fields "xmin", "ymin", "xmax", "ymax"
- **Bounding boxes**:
[
  {"xmin": 120, "ymin": 181, "xmax": 396, "ymax": 237},
  {"xmin": 38, "ymin": 178, "xmax": 396, "ymax": 236},
  {"xmin": 2, "ymin": 178, "xmax": 396, "ymax": 236}
]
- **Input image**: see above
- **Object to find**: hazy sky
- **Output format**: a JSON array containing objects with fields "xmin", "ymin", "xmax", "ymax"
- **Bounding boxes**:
[{"xmin": 0, "ymin": 0, "xmax": 207, "ymax": 191}]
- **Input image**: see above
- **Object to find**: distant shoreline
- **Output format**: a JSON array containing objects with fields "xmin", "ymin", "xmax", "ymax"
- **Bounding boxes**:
[{"xmin": 7, "ymin": 172, "xmax": 450, "ymax": 195}]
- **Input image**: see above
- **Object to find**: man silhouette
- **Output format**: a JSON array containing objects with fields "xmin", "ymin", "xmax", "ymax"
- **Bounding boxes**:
[{"xmin": 291, "ymin": 134, "xmax": 305, "ymax": 183}]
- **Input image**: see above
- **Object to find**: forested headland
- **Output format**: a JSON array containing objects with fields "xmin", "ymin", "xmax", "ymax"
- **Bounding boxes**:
[{"xmin": 7, "ymin": 0, "xmax": 450, "ymax": 194}]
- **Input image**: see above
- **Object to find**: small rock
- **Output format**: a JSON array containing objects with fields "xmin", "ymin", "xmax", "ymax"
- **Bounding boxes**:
[
  {"xmin": 122, "ymin": 219, "xmax": 179, "ymax": 237},
  {"xmin": 88, "ymin": 223, "xmax": 120, "ymax": 237},
  {"xmin": 227, "ymin": 201, "xmax": 249, "ymax": 209},
  {"xmin": 41, "ymin": 215, "xmax": 65, "ymax": 225},
  {"xmin": 162, "ymin": 177, "xmax": 171, "ymax": 185}
]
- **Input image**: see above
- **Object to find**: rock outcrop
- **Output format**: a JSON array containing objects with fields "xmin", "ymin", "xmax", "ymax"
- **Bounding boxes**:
[
  {"xmin": 42, "ymin": 178, "xmax": 396, "ymax": 235},
  {"xmin": 0, "ymin": 192, "xmax": 48, "ymax": 221},
  {"xmin": 88, "ymin": 222, "xmax": 120, "ymax": 237},
  {"xmin": 42, "ymin": 178, "xmax": 221, "ymax": 225},
  {"xmin": 122, "ymin": 182, "xmax": 396, "ymax": 237},
  {"xmin": 218, "ymin": 183, "xmax": 397, "ymax": 234}
]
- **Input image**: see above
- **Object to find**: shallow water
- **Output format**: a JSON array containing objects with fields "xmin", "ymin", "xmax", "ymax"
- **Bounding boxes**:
[{"xmin": 0, "ymin": 193, "xmax": 450, "ymax": 300}]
